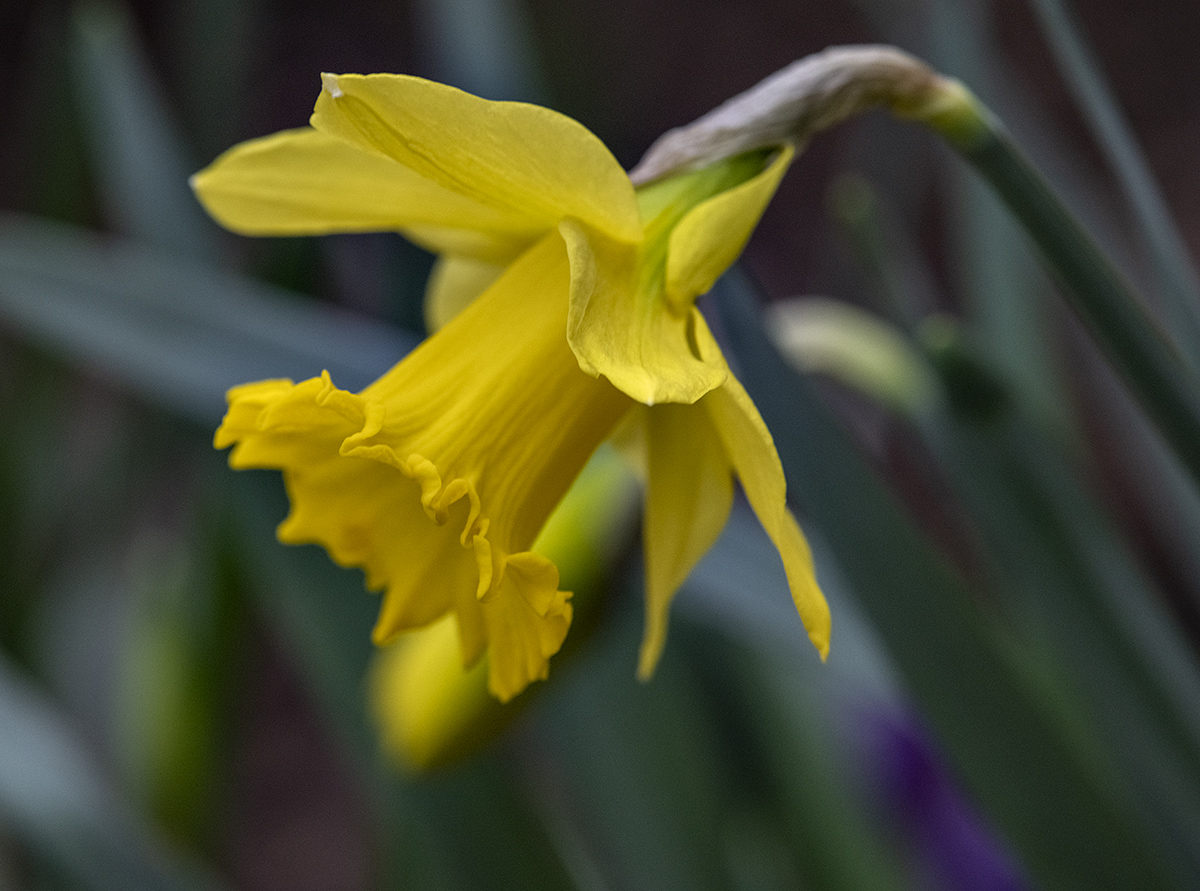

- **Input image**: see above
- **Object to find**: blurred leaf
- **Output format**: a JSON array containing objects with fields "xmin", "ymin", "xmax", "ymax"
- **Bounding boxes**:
[
  {"xmin": 927, "ymin": 0, "xmax": 1072, "ymax": 433},
  {"xmin": 823, "ymin": 163, "xmax": 1200, "ymax": 863},
  {"xmin": 394, "ymin": 762, "xmax": 577, "ymax": 891},
  {"xmin": 219, "ymin": 467, "xmax": 379, "ymax": 758},
  {"xmin": 826, "ymin": 170, "xmax": 937, "ymax": 331},
  {"xmin": 682, "ymin": 509, "xmax": 1019, "ymax": 890},
  {"xmin": 912, "ymin": 2, "xmax": 1200, "ymax": 498},
  {"xmin": 918, "ymin": 332, "xmax": 1200, "ymax": 880},
  {"xmin": 70, "ymin": 0, "xmax": 222, "ymax": 261},
  {"xmin": 1027, "ymin": 0, "xmax": 1200, "ymax": 368},
  {"xmin": 714, "ymin": 269, "xmax": 1184, "ymax": 891},
  {"xmin": 859, "ymin": 0, "xmax": 1200, "ymax": 690},
  {"xmin": 0, "ymin": 654, "xmax": 227, "ymax": 891},
  {"xmin": 941, "ymin": 103, "xmax": 1200, "ymax": 494},
  {"xmin": 112, "ymin": 509, "xmax": 249, "ymax": 853},
  {"xmin": 683, "ymin": 505, "xmax": 903, "ymax": 710},
  {"xmin": 951, "ymin": 163, "xmax": 1066, "ymax": 422},
  {"xmin": 759, "ymin": 288, "xmax": 1200, "ymax": 871},
  {"xmin": 161, "ymin": 0, "xmax": 257, "ymax": 160},
  {"xmin": 530, "ymin": 608, "xmax": 740, "ymax": 891},
  {"xmin": 526, "ymin": 512, "xmax": 906, "ymax": 891},
  {"xmin": 18, "ymin": 4, "xmax": 93, "ymax": 224},
  {"xmin": 941, "ymin": 0, "xmax": 1200, "ymax": 620},
  {"xmin": 876, "ymin": 0, "xmax": 1144, "ymax": 287},
  {"xmin": 0, "ymin": 213, "xmax": 415, "ymax": 424},
  {"xmin": 1086, "ymin": 359, "xmax": 1200, "ymax": 618},
  {"xmin": 681, "ymin": 535, "xmax": 910, "ymax": 891},
  {"xmin": 716, "ymin": 646, "xmax": 908, "ymax": 891},
  {"xmin": 411, "ymin": 0, "xmax": 546, "ymax": 101}
]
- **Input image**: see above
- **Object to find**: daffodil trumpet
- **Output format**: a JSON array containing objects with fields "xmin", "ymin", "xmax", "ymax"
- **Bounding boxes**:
[
  {"xmin": 195, "ymin": 69, "xmax": 830, "ymax": 702},
  {"xmin": 370, "ymin": 446, "xmax": 641, "ymax": 770}
]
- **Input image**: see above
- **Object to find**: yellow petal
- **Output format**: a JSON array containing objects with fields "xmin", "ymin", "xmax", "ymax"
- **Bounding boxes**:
[
  {"xmin": 217, "ymin": 372, "xmax": 479, "ymax": 638},
  {"xmin": 402, "ymin": 226, "xmax": 530, "ymax": 265},
  {"xmin": 704, "ymin": 374, "xmax": 831, "ymax": 658},
  {"xmin": 191, "ymin": 128, "xmax": 540, "ymax": 260},
  {"xmin": 312, "ymin": 73, "xmax": 642, "ymax": 244},
  {"xmin": 424, "ymin": 255, "xmax": 505, "ymax": 333},
  {"xmin": 215, "ymin": 233, "xmax": 631, "ymax": 700},
  {"xmin": 479, "ymin": 552, "xmax": 573, "ymax": 702},
  {"xmin": 213, "ymin": 379, "xmax": 296, "ymax": 449},
  {"xmin": 638, "ymin": 403, "xmax": 734, "ymax": 678},
  {"xmin": 561, "ymin": 219, "xmax": 727, "ymax": 405},
  {"xmin": 666, "ymin": 145, "xmax": 794, "ymax": 309}
]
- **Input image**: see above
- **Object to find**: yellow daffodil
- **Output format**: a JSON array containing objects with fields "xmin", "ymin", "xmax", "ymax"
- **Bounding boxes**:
[{"xmin": 194, "ymin": 72, "xmax": 830, "ymax": 701}]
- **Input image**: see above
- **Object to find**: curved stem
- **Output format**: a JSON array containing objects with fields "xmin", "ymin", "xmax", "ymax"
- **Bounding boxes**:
[{"xmin": 925, "ymin": 88, "xmax": 1200, "ymax": 487}]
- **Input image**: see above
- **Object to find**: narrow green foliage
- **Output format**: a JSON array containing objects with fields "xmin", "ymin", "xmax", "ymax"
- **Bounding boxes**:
[
  {"xmin": 1027, "ymin": 0, "xmax": 1200, "ymax": 367},
  {"xmin": 716, "ymin": 270, "xmax": 1185, "ymax": 891}
]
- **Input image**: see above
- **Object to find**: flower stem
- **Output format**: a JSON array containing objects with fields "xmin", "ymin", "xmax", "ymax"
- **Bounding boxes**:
[{"xmin": 918, "ymin": 82, "xmax": 1200, "ymax": 487}]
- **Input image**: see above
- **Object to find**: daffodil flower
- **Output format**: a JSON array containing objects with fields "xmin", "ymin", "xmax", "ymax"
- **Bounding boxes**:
[{"xmin": 194, "ymin": 73, "xmax": 830, "ymax": 701}]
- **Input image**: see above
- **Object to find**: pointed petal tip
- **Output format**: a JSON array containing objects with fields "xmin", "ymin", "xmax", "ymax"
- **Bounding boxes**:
[
  {"xmin": 635, "ymin": 647, "xmax": 660, "ymax": 682},
  {"xmin": 815, "ymin": 634, "xmax": 830, "ymax": 662},
  {"xmin": 487, "ymin": 676, "xmax": 520, "ymax": 703},
  {"xmin": 371, "ymin": 620, "xmax": 394, "ymax": 647},
  {"xmin": 321, "ymin": 72, "xmax": 343, "ymax": 98},
  {"xmin": 809, "ymin": 612, "xmax": 831, "ymax": 661}
]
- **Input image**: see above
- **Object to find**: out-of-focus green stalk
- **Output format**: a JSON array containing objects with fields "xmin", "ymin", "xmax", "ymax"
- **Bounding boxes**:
[
  {"xmin": 917, "ymin": 82, "xmax": 1200, "ymax": 488},
  {"xmin": 1026, "ymin": 0, "xmax": 1200, "ymax": 368},
  {"xmin": 716, "ymin": 270, "xmax": 1183, "ymax": 891}
]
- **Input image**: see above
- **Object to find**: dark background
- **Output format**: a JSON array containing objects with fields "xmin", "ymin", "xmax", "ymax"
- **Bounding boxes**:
[{"xmin": 4, "ymin": 0, "xmax": 1199, "ymax": 301}]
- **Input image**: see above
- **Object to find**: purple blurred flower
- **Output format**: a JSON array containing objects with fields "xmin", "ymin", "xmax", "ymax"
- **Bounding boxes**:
[{"xmin": 866, "ymin": 710, "xmax": 1030, "ymax": 891}]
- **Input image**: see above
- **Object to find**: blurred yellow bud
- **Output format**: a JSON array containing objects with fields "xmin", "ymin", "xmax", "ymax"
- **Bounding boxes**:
[{"xmin": 766, "ymin": 297, "xmax": 936, "ymax": 416}]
